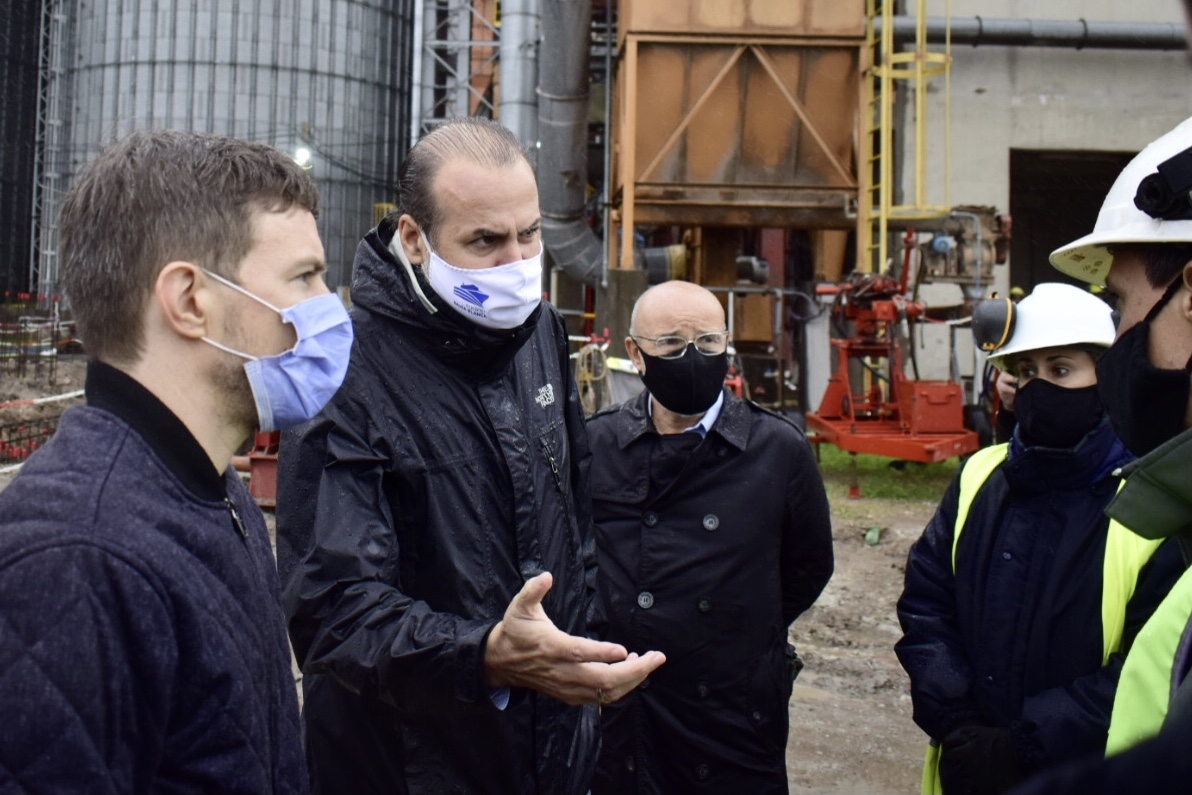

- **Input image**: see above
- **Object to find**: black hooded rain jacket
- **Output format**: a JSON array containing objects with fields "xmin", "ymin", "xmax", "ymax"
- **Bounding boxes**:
[{"xmin": 276, "ymin": 218, "xmax": 600, "ymax": 795}]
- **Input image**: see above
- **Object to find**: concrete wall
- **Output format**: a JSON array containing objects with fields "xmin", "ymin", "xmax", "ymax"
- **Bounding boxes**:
[{"xmin": 902, "ymin": 0, "xmax": 1191, "ymax": 386}]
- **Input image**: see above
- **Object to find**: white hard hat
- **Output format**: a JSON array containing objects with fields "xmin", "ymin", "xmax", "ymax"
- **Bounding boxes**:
[
  {"xmin": 987, "ymin": 283, "xmax": 1116, "ymax": 372},
  {"xmin": 1050, "ymin": 116, "xmax": 1192, "ymax": 286}
]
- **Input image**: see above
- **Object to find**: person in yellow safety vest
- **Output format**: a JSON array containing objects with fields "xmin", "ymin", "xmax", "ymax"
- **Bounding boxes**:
[
  {"xmin": 895, "ymin": 282, "xmax": 1187, "ymax": 795},
  {"xmin": 1009, "ymin": 116, "xmax": 1192, "ymax": 795}
]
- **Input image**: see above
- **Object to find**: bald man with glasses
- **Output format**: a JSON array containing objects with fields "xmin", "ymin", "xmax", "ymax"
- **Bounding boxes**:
[{"xmin": 586, "ymin": 280, "xmax": 834, "ymax": 794}]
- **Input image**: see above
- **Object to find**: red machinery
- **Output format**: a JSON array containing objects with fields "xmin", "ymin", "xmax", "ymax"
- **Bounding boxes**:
[
  {"xmin": 805, "ymin": 268, "xmax": 979, "ymax": 468},
  {"xmin": 232, "ymin": 430, "xmax": 280, "ymax": 508}
]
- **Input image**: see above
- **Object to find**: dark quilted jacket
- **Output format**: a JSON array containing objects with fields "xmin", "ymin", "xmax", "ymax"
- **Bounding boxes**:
[{"xmin": 0, "ymin": 365, "xmax": 306, "ymax": 794}]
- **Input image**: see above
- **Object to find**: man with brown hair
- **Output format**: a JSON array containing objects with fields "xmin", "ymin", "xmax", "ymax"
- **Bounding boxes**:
[
  {"xmin": 0, "ymin": 129, "xmax": 352, "ymax": 791},
  {"xmin": 278, "ymin": 117, "xmax": 664, "ymax": 795}
]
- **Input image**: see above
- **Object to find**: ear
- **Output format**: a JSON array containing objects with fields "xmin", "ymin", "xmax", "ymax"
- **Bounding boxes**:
[
  {"xmin": 625, "ymin": 336, "xmax": 644, "ymax": 374},
  {"xmin": 1181, "ymin": 260, "xmax": 1192, "ymax": 322},
  {"xmin": 154, "ymin": 262, "xmax": 209, "ymax": 340},
  {"xmin": 396, "ymin": 214, "xmax": 426, "ymax": 265}
]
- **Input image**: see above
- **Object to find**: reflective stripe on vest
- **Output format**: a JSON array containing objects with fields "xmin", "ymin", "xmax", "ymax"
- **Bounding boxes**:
[{"xmin": 1106, "ymin": 566, "xmax": 1192, "ymax": 756}]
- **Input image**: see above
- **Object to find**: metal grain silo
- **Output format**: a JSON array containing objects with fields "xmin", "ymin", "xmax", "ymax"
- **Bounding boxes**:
[
  {"xmin": 0, "ymin": 0, "xmax": 42, "ymax": 296},
  {"xmin": 38, "ymin": 0, "xmax": 413, "ymax": 291}
]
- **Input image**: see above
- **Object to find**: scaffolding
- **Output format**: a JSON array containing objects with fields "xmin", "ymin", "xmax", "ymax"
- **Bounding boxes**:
[
  {"xmin": 29, "ymin": 0, "xmax": 71, "ymax": 300},
  {"xmin": 410, "ymin": 0, "xmax": 539, "ymax": 146}
]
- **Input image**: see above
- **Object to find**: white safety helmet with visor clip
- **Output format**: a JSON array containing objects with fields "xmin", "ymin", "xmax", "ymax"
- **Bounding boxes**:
[
  {"xmin": 972, "ymin": 283, "xmax": 1116, "ymax": 372},
  {"xmin": 1050, "ymin": 116, "xmax": 1192, "ymax": 286}
]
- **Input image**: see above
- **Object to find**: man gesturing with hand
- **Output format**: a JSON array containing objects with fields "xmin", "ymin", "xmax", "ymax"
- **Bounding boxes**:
[
  {"xmin": 486, "ymin": 573, "xmax": 665, "ymax": 706},
  {"xmin": 277, "ymin": 118, "xmax": 663, "ymax": 795}
]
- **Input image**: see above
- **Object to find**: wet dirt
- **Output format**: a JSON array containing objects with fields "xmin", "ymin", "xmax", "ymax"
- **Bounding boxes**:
[{"xmin": 786, "ymin": 501, "xmax": 935, "ymax": 794}]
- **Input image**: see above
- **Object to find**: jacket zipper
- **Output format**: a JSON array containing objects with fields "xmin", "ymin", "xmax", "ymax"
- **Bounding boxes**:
[
  {"xmin": 225, "ymin": 497, "xmax": 249, "ymax": 540},
  {"xmin": 541, "ymin": 440, "xmax": 565, "ymax": 494}
]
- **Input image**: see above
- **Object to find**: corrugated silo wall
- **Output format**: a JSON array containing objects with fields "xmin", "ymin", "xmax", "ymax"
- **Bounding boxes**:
[
  {"xmin": 52, "ymin": 0, "xmax": 413, "ymax": 290},
  {"xmin": 0, "ymin": 0, "xmax": 42, "ymax": 297}
]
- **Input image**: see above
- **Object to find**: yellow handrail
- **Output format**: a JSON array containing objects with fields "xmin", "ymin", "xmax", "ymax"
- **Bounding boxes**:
[{"xmin": 859, "ymin": 0, "xmax": 952, "ymax": 274}]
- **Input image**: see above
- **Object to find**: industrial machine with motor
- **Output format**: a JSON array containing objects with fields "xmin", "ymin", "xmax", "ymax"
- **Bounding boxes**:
[{"xmin": 805, "ymin": 263, "xmax": 980, "ymax": 472}]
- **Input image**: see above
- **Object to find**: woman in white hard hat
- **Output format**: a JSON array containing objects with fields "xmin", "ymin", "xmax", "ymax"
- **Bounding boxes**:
[{"xmin": 894, "ymin": 283, "xmax": 1186, "ymax": 795}]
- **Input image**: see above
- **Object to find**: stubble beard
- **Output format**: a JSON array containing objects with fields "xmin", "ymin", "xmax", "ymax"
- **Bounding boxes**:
[{"xmin": 212, "ymin": 316, "xmax": 264, "ymax": 435}]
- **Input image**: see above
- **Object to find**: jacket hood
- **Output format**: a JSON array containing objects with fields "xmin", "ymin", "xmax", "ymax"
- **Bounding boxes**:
[{"xmin": 350, "ymin": 218, "xmax": 542, "ymax": 380}]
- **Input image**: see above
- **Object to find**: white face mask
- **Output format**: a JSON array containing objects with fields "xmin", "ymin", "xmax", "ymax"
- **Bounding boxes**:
[{"xmin": 421, "ymin": 232, "xmax": 543, "ymax": 330}]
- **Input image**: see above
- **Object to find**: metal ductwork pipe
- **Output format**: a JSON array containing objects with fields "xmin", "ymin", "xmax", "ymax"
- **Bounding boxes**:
[
  {"xmin": 879, "ymin": 16, "xmax": 1189, "ymax": 50},
  {"xmin": 537, "ymin": 0, "xmax": 603, "ymax": 286},
  {"xmin": 499, "ymin": 0, "xmax": 539, "ymax": 146}
]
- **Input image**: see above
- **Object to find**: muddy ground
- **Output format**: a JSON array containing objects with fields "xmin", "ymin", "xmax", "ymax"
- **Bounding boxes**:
[
  {"xmin": 1, "ymin": 359, "xmax": 933, "ymax": 793},
  {"xmin": 787, "ymin": 499, "xmax": 932, "ymax": 794}
]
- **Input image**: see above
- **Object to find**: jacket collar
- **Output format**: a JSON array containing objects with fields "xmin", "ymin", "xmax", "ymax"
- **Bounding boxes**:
[
  {"xmin": 85, "ymin": 359, "xmax": 226, "ymax": 501},
  {"xmin": 351, "ymin": 218, "xmax": 541, "ymax": 380},
  {"xmin": 614, "ymin": 388, "xmax": 749, "ymax": 451},
  {"xmin": 1002, "ymin": 415, "xmax": 1131, "ymax": 494},
  {"xmin": 1107, "ymin": 425, "xmax": 1192, "ymax": 541}
]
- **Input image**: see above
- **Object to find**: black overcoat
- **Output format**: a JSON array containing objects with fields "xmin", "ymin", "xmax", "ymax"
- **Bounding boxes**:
[{"xmin": 588, "ymin": 390, "xmax": 834, "ymax": 794}]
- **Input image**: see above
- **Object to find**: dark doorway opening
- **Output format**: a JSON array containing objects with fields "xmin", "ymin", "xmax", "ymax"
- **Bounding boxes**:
[{"xmin": 1009, "ymin": 149, "xmax": 1135, "ymax": 291}]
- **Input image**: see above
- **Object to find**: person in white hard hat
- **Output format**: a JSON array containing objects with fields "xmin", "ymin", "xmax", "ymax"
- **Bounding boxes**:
[
  {"xmin": 1010, "ymin": 116, "xmax": 1192, "ymax": 795},
  {"xmin": 895, "ymin": 282, "xmax": 1186, "ymax": 795}
]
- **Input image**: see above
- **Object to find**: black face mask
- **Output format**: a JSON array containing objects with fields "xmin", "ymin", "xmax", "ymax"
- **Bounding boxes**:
[
  {"xmin": 1096, "ymin": 278, "xmax": 1192, "ymax": 457},
  {"xmin": 638, "ymin": 346, "xmax": 728, "ymax": 416},
  {"xmin": 1014, "ymin": 378, "xmax": 1104, "ymax": 449}
]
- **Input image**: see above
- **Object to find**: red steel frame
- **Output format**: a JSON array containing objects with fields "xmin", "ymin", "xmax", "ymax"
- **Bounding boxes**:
[{"xmin": 806, "ymin": 276, "xmax": 979, "ymax": 464}]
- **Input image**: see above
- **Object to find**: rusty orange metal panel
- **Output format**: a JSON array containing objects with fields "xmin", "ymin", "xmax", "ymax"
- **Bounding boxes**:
[
  {"xmin": 619, "ymin": 0, "xmax": 865, "ymax": 46},
  {"xmin": 612, "ymin": 38, "xmax": 862, "ymax": 231}
]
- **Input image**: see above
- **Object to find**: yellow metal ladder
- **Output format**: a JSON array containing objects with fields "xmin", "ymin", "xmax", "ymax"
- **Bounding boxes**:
[{"xmin": 858, "ymin": 0, "xmax": 953, "ymax": 274}]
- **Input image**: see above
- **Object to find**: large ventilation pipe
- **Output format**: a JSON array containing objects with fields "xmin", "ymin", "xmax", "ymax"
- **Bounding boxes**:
[
  {"xmin": 879, "ymin": 17, "xmax": 1188, "ymax": 50},
  {"xmin": 499, "ymin": 0, "xmax": 539, "ymax": 146},
  {"xmin": 537, "ymin": 0, "xmax": 602, "ymax": 286}
]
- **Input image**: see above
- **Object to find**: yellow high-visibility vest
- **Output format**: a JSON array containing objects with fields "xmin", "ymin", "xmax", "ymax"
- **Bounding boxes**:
[
  {"xmin": 919, "ymin": 444, "xmax": 1161, "ymax": 794},
  {"xmin": 1105, "ymin": 567, "xmax": 1192, "ymax": 756}
]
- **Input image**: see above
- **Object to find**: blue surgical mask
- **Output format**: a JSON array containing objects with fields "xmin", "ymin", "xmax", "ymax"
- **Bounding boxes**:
[{"xmin": 201, "ymin": 270, "xmax": 353, "ymax": 431}]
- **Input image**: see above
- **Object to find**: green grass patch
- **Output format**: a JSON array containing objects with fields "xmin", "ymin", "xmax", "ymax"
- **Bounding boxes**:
[{"xmin": 813, "ymin": 441, "xmax": 959, "ymax": 503}]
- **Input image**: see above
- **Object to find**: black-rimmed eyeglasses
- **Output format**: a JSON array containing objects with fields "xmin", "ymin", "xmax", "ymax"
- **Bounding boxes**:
[{"xmin": 631, "ymin": 331, "xmax": 728, "ymax": 360}]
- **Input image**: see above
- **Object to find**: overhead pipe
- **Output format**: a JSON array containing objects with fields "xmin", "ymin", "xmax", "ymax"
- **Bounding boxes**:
[
  {"xmin": 878, "ymin": 16, "xmax": 1188, "ymax": 50},
  {"xmin": 537, "ymin": 0, "xmax": 603, "ymax": 286}
]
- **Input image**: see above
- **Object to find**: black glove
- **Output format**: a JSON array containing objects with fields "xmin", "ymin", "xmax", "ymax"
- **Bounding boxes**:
[{"xmin": 938, "ymin": 724, "xmax": 1024, "ymax": 795}]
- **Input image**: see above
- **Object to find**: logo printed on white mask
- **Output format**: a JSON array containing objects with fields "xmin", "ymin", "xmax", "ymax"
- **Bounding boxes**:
[
  {"xmin": 200, "ymin": 270, "xmax": 353, "ymax": 432},
  {"xmin": 421, "ymin": 232, "xmax": 543, "ymax": 329}
]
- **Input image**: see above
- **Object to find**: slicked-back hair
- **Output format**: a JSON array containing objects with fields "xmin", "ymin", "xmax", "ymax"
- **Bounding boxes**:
[
  {"xmin": 394, "ymin": 117, "xmax": 532, "ymax": 248},
  {"xmin": 58, "ymin": 129, "xmax": 319, "ymax": 364}
]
